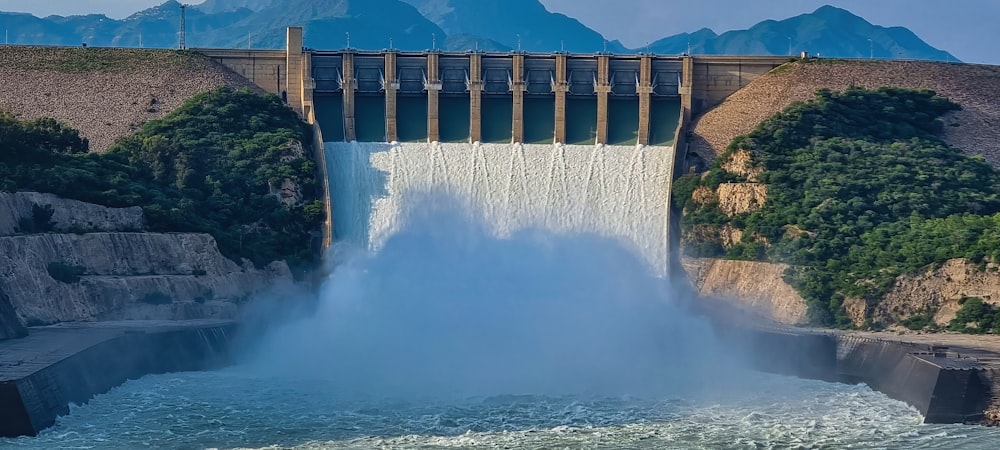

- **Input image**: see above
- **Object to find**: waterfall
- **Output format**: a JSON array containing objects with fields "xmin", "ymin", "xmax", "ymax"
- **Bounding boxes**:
[{"xmin": 326, "ymin": 142, "xmax": 675, "ymax": 276}]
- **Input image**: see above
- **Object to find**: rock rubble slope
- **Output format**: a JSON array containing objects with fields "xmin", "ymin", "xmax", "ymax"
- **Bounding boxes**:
[{"xmin": 0, "ymin": 47, "xmax": 255, "ymax": 151}]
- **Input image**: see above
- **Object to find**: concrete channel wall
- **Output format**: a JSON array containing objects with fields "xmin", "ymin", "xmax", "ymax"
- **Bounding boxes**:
[
  {"xmin": 713, "ymin": 324, "xmax": 997, "ymax": 424},
  {"xmin": 0, "ymin": 323, "xmax": 236, "ymax": 437}
]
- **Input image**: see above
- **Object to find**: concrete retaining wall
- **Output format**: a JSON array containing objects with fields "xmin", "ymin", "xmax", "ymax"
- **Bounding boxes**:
[
  {"xmin": 713, "ymin": 324, "xmax": 997, "ymax": 424},
  {"xmin": 0, "ymin": 323, "xmax": 235, "ymax": 437}
]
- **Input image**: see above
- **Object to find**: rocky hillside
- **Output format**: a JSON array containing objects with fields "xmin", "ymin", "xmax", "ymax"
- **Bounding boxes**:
[
  {"xmin": 0, "ymin": 192, "xmax": 292, "ymax": 328},
  {"xmin": 0, "ymin": 46, "xmax": 254, "ymax": 151},
  {"xmin": 688, "ymin": 60, "xmax": 1000, "ymax": 171},
  {"xmin": 681, "ymin": 68, "xmax": 1000, "ymax": 329}
]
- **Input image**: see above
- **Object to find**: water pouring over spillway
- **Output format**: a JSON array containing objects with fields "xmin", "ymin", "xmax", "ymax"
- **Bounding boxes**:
[{"xmin": 326, "ymin": 141, "xmax": 676, "ymax": 276}]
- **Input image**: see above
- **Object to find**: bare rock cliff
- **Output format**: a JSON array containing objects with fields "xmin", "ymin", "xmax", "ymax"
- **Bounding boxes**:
[
  {"xmin": 683, "ymin": 257, "xmax": 809, "ymax": 325},
  {"xmin": 0, "ymin": 192, "xmax": 143, "ymax": 235},
  {"xmin": 876, "ymin": 259, "xmax": 1000, "ymax": 326},
  {"xmin": 0, "ymin": 193, "xmax": 294, "ymax": 326}
]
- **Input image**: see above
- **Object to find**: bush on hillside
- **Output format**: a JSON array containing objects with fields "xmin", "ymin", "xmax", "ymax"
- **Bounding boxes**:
[
  {"xmin": 680, "ymin": 87, "xmax": 1000, "ymax": 327},
  {"xmin": 0, "ymin": 88, "xmax": 320, "ymax": 274}
]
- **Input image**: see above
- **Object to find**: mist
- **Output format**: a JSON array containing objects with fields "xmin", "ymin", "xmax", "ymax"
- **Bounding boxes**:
[{"xmin": 238, "ymin": 193, "xmax": 744, "ymax": 401}]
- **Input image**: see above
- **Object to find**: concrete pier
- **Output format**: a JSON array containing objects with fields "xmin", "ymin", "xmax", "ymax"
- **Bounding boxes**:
[
  {"xmin": 595, "ymin": 54, "xmax": 611, "ymax": 144},
  {"xmin": 383, "ymin": 52, "xmax": 399, "ymax": 142},
  {"xmin": 342, "ymin": 52, "xmax": 357, "ymax": 142},
  {"xmin": 468, "ymin": 53, "xmax": 484, "ymax": 143},
  {"xmin": 511, "ymin": 53, "xmax": 526, "ymax": 144},
  {"xmin": 637, "ymin": 56, "xmax": 654, "ymax": 145},
  {"xmin": 553, "ymin": 54, "xmax": 569, "ymax": 144},
  {"xmin": 285, "ymin": 28, "xmax": 304, "ymax": 116},
  {"xmin": 426, "ymin": 52, "xmax": 442, "ymax": 142}
]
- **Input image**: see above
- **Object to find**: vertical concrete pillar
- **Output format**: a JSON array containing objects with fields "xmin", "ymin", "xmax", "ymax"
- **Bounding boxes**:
[
  {"xmin": 301, "ymin": 52, "xmax": 317, "ymax": 124},
  {"xmin": 342, "ymin": 52, "xmax": 357, "ymax": 142},
  {"xmin": 637, "ymin": 55, "xmax": 654, "ymax": 145},
  {"xmin": 468, "ymin": 53, "xmax": 484, "ymax": 143},
  {"xmin": 553, "ymin": 54, "xmax": 569, "ymax": 144},
  {"xmin": 426, "ymin": 52, "xmax": 442, "ymax": 142},
  {"xmin": 384, "ymin": 52, "xmax": 399, "ymax": 142},
  {"xmin": 511, "ymin": 53, "xmax": 526, "ymax": 143},
  {"xmin": 595, "ymin": 54, "xmax": 611, "ymax": 144},
  {"xmin": 285, "ymin": 27, "xmax": 304, "ymax": 116},
  {"xmin": 681, "ymin": 56, "xmax": 694, "ymax": 123}
]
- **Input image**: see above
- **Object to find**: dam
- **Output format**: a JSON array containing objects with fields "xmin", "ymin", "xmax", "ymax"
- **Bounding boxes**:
[
  {"xmin": 198, "ymin": 27, "xmax": 789, "ymax": 258},
  {"xmin": 5, "ymin": 26, "xmax": 1000, "ymax": 443}
]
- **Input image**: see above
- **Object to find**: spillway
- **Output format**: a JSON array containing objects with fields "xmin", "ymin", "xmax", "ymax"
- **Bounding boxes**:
[{"xmin": 325, "ymin": 142, "xmax": 675, "ymax": 276}]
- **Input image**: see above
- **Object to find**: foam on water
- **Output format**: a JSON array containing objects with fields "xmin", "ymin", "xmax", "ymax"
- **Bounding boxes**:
[{"xmin": 3, "ymin": 368, "xmax": 998, "ymax": 449}]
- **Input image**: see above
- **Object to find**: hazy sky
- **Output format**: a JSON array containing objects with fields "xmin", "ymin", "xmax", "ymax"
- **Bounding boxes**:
[{"xmin": 0, "ymin": 0, "xmax": 995, "ymax": 64}]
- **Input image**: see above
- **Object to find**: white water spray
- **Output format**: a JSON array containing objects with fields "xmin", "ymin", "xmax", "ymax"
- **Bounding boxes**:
[{"xmin": 242, "ymin": 141, "xmax": 735, "ymax": 398}]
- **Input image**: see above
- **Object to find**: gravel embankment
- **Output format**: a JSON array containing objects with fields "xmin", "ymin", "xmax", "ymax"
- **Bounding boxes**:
[
  {"xmin": 0, "ymin": 46, "xmax": 256, "ymax": 151},
  {"xmin": 690, "ymin": 59, "xmax": 1000, "ymax": 169}
]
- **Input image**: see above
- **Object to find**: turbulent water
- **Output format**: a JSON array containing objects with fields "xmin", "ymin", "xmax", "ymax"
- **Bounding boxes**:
[
  {"xmin": 4, "ymin": 368, "xmax": 998, "ymax": 449},
  {"xmin": 5, "ymin": 141, "xmax": 1000, "ymax": 449}
]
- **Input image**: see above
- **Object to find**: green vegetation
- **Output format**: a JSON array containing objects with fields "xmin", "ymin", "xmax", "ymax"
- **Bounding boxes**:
[
  {"xmin": 1, "ymin": 87, "xmax": 321, "ymax": 273},
  {"xmin": 679, "ymin": 87, "xmax": 1000, "ymax": 327},
  {"xmin": 17, "ymin": 203, "xmax": 55, "ymax": 233},
  {"xmin": 140, "ymin": 292, "xmax": 173, "ymax": 305},
  {"xmin": 947, "ymin": 297, "xmax": 999, "ymax": 334},
  {"xmin": 47, "ymin": 262, "xmax": 86, "ymax": 283}
]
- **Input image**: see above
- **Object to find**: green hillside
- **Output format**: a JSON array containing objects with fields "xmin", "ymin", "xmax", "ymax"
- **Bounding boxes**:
[{"xmin": 677, "ymin": 87, "xmax": 1000, "ymax": 327}]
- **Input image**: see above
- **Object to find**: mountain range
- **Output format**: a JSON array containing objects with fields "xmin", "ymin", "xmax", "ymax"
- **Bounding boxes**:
[{"xmin": 0, "ymin": 1, "xmax": 958, "ymax": 61}]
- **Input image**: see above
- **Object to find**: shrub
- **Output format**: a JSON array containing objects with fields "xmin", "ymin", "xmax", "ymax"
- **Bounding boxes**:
[
  {"xmin": 47, "ymin": 262, "xmax": 85, "ymax": 283},
  {"xmin": 140, "ymin": 292, "xmax": 173, "ymax": 305}
]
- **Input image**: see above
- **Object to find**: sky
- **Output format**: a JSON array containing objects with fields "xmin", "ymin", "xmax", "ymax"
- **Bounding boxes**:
[{"xmin": 0, "ymin": 0, "xmax": 996, "ymax": 64}]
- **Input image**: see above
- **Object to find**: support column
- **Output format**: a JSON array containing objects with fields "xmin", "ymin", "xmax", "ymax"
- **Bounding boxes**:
[
  {"xmin": 552, "ymin": 54, "xmax": 569, "ymax": 144},
  {"xmin": 426, "ymin": 52, "xmax": 442, "ymax": 142},
  {"xmin": 384, "ymin": 52, "xmax": 399, "ymax": 142},
  {"xmin": 595, "ymin": 54, "xmax": 611, "ymax": 144},
  {"xmin": 285, "ymin": 27, "xmax": 304, "ymax": 116},
  {"xmin": 468, "ymin": 53, "xmax": 483, "ymax": 143},
  {"xmin": 681, "ymin": 56, "xmax": 694, "ymax": 123},
  {"xmin": 511, "ymin": 53, "xmax": 526, "ymax": 143},
  {"xmin": 637, "ymin": 55, "xmax": 654, "ymax": 145},
  {"xmin": 302, "ymin": 52, "xmax": 317, "ymax": 124},
  {"xmin": 342, "ymin": 52, "xmax": 357, "ymax": 142}
]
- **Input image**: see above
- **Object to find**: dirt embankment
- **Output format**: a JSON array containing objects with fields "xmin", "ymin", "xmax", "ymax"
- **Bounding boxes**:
[
  {"xmin": 689, "ymin": 59, "xmax": 1000, "ymax": 170},
  {"xmin": 0, "ymin": 46, "xmax": 255, "ymax": 151}
]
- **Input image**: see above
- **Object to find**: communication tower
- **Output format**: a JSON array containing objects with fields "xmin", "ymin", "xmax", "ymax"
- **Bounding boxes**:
[{"xmin": 179, "ymin": 4, "xmax": 188, "ymax": 50}]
